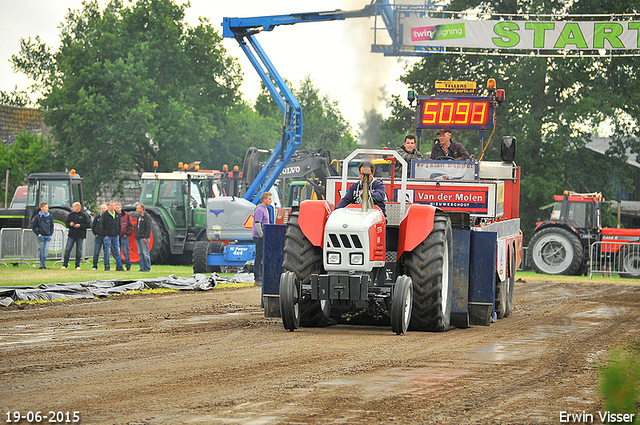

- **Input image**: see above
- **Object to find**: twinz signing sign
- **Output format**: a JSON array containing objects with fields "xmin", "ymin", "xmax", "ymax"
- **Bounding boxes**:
[{"xmin": 402, "ymin": 17, "xmax": 640, "ymax": 51}]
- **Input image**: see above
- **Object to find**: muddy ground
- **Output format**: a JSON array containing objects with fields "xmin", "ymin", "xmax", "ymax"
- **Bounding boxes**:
[{"xmin": 1, "ymin": 277, "xmax": 639, "ymax": 425}]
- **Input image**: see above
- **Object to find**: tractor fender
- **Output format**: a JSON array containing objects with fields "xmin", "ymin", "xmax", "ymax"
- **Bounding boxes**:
[
  {"xmin": 397, "ymin": 204, "xmax": 437, "ymax": 259},
  {"xmin": 298, "ymin": 200, "xmax": 335, "ymax": 247}
]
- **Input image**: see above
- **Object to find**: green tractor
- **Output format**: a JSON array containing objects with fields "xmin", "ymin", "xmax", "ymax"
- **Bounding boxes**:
[{"xmin": 124, "ymin": 166, "xmax": 225, "ymax": 265}]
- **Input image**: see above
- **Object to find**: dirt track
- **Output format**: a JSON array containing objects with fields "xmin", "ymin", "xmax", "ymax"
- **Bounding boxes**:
[{"xmin": 1, "ymin": 277, "xmax": 639, "ymax": 425}]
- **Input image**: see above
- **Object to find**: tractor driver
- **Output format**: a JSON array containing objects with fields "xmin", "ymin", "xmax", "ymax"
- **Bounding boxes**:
[
  {"xmin": 336, "ymin": 161, "xmax": 387, "ymax": 216},
  {"xmin": 430, "ymin": 127, "xmax": 470, "ymax": 161}
]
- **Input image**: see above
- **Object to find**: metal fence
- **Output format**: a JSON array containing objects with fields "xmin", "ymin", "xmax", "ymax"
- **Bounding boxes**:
[
  {"xmin": 0, "ymin": 228, "xmax": 100, "ymax": 267},
  {"xmin": 589, "ymin": 241, "xmax": 640, "ymax": 278}
]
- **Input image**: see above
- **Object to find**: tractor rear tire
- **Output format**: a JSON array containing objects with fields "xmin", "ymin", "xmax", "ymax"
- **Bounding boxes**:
[
  {"xmin": 192, "ymin": 241, "xmax": 209, "ymax": 273},
  {"xmin": 528, "ymin": 227, "xmax": 583, "ymax": 275},
  {"xmin": 404, "ymin": 212, "xmax": 453, "ymax": 332},
  {"xmin": 279, "ymin": 271, "xmax": 300, "ymax": 331},
  {"xmin": 148, "ymin": 213, "xmax": 170, "ymax": 265},
  {"xmin": 390, "ymin": 275, "xmax": 413, "ymax": 335},
  {"xmin": 282, "ymin": 211, "xmax": 331, "ymax": 327},
  {"xmin": 619, "ymin": 246, "xmax": 640, "ymax": 279}
]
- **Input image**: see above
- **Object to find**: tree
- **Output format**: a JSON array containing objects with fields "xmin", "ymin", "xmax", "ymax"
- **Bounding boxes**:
[
  {"xmin": 0, "ymin": 130, "xmax": 57, "ymax": 205},
  {"xmin": 255, "ymin": 76, "xmax": 357, "ymax": 160},
  {"xmin": 11, "ymin": 0, "xmax": 243, "ymax": 205},
  {"xmin": 391, "ymin": 0, "xmax": 640, "ymax": 241}
]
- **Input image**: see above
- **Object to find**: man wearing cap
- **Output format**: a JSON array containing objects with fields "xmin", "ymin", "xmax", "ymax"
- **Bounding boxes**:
[{"xmin": 431, "ymin": 128, "xmax": 470, "ymax": 161}]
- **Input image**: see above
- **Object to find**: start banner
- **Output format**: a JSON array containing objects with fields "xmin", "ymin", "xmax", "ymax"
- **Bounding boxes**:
[{"xmin": 402, "ymin": 17, "xmax": 640, "ymax": 51}]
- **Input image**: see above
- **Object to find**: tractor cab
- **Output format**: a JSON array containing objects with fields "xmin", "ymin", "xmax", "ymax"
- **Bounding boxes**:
[
  {"xmin": 23, "ymin": 171, "xmax": 85, "ymax": 228},
  {"xmin": 548, "ymin": 192, "xmax": 602, "ymax": 232}
]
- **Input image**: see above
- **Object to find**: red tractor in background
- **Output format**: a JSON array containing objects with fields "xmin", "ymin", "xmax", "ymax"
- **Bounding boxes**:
[{"xmin": 527, "ymin": 191, "xmax": 640, "ymax": 278}]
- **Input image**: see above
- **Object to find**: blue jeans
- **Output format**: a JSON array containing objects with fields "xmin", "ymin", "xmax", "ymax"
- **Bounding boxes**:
[
  {"xmin": 103, "ymin": 236, "xmax": 122, "ymax": 268},
  {"xmin": 37, "ymin": 235, "xmax": 52, "ymax": 268},
  {"xmin": 120, "ymin": 236, "xmax": 131, "ymax": 268},
  {"xmin": 253, "ymin": 236, "xmax": 263, "ymax": 279},
  {"xmin": 63, "ymin": 237, "xmax": 84, "ymax": 268},
  {"xmin": 136, "ymin": 238, "xmax": 151, "ymax": 271},
  {"xmin": 93, "ymin": 236, "xmax": 104, "ymax": 268}
]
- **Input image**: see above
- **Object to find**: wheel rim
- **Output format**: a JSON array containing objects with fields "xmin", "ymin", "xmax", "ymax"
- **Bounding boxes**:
[
  {"xmin": 401, "ymin": 281, "xmax": 412, "ymax": 327},
  {"xmin": 623, "ymin": 251, "xmax": 640, "ymax": 274},
  {"xmin": 533, "ymin": 234, "xmax": 574, "ymax": 274},
  {"xmin": 441, "ymin": 238, "xmax": 450, "ymax": 311}
]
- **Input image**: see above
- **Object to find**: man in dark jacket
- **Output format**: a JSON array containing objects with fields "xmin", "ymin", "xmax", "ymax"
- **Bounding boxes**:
[
  {"xmin": 92, "ymin": 203, "xmax": 107, "ymax": 270},
  {"xmin": 395, "ymin": 134, "xmax": 424, "ymax": 178},
  {"xmin": 115, "ymin": 202, "xmax": 134, "ymax": 271},
  {"xmin": 430, "ymin": 128, "xmax": 471, "ymax": 161},
  {"xmin": 32, "ymin": 202, "xmax": 54, "ymax": 269},
  {"xmin": 336, "ymin": 162, "xmax": 387, "ymax": 216},
  {"xmin": 135, "ymin": 203, "xmax": 152, "ymax": 272},
  {"xmin": 62, "ymin": 202, "xmax": 90, "ymax": 270},
  {"xmin": 101, "ymin": 200, "xmax": 123, "ymax": 271}
]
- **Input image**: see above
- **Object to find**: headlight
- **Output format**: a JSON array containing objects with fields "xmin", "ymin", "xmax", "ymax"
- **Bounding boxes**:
[
  {"xmin": 350, "ymin": 253, "xmax": 364, "ymax": 265},
  {"xmin": 327, "ymin": 252, "xmax": 341, "ymax": 264}
]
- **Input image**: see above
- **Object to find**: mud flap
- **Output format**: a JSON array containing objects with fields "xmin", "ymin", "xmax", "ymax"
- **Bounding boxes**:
[
  {"xmin": 263, "ymin": 224, "xmax": 287, "ymax": 317},
  {"xmin": 450, "ymin": 227, "xmax": 471, "ymax": 328},
  {"xmin": 468, "ymin": 231, "xmax": 497, "ymax": 326}
]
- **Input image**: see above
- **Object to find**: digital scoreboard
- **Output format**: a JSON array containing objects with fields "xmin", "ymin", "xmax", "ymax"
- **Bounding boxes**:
[{"xmin": 416, "ymin": 96, "xmax": 495, "ymax": 130}]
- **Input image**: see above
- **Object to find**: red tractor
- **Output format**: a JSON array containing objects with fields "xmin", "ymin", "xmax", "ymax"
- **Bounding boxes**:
[
  {"xmin": 277, "ymin": 146, "xmax": 523, "ymax": 334},
  {"xmin": 528, "ymin": 191, "xmax": 640, "ymax": 278}
]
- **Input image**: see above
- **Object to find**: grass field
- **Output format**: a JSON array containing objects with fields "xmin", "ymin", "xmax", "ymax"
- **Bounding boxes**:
[
  {"xmin": 0, "ymin": 261, "xmax": 635, "ymax": 287},
  {"xmin": 0, "ymin": 261, "xmax": 245, "ymax": 287}
]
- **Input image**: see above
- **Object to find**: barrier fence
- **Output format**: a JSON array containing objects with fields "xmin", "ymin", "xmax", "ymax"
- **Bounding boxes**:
[
  {"xmin": 0, "ymin": 228, "xmax": 106, "ymax": 267},
  {"xmin": 589, "ymin": 241, "xmax": 640, "ymax": 279}
]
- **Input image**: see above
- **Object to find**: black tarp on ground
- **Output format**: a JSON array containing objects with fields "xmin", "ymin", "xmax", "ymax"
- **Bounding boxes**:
[{"xmin": 0, "ymin": 273, "xmax": 254, "ymax": 306}]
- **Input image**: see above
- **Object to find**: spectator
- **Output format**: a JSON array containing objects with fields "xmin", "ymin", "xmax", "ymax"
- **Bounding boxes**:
[
  {"xmin": 115, "ymin": 202, "xmax": 134, "ymax": 271},
  {"xmin": 252, "ymin": 192, "xmax": 272, "ymax": 286},
  {"xmin": 135, "ymin": 203, "xmax": 152, "ymax": 272},
  {"xmin": 102, "ymin": 200, "xmax": 124, "ymax": 271},
  {"xmin": 32, "ymin": 202, "xmax": 54, "ymax": 269},
  {"xmin": 61, "ymin": 202, "xmax": 90, "ymax": 270},
  {"xmin": 92, "ymin": 203, "xmax": 108, "ymax": 270}
]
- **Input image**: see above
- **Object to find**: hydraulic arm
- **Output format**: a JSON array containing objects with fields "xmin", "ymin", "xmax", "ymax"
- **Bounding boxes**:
[{"xmin": 221, "ymin": 1, "xmax": 395, "ymax": 204}]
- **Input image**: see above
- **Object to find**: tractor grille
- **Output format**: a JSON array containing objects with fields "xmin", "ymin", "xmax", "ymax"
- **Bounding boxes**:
[{"xmin": 327, "ymin": 233, "xmax": 363, "ymax": 249}]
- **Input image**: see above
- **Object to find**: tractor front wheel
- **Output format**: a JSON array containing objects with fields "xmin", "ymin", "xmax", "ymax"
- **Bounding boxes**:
[
  {"xmin": 279, "ymin": 271, "xmax": 300, "ymax": 331},
  {"xmin": 281, "ymin": 211, "xmax": 331, "ymax": 327},
  {"xmin": 390, "ymin": 275, "xmax": 413, "ymax": 335}
]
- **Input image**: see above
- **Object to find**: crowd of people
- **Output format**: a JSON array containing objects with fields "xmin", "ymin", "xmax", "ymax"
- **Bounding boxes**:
[{"xmin": 33, "ymin": 200, "xmax": 152, "ymax": 272}]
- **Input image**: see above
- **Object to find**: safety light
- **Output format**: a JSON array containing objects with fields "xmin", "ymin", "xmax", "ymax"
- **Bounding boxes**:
[
  {"xmin": 178, "ymin": 162, "xmax": 183, "ymax": 169},
  {"xmin": 327, "ymin": 252, "xmax": 341, "ymax": 264},
  {"xmin": 233, "ymin": 165, "xmax": 239, "ymax": 171},
  {"xmin": 183, "ymin": 163, "xmax": 189, "ymax": 170},
  {"xmin": 69, "ymin": 169, "xmax": 76, "ymax": 177},
  {"xmin": 487, "ymin": 78, "xmax": 496, "ymax": 90},
  {"xmin": 195, "ymin": 164, "xmax": 200, "ymax": 171},
  {"xmin": 223, "ymin": 164, "xmax": 228, "ymax": 171},
  {"xmin": 496, "ymin": 89, "xmax": 505, "ymax": 105},
  {"xmin": 350, "ymin": 253, "xmax": 364, "ymax": 265},
  {"xmin": 407, "ymin": 90, "xmax": 416, "ymax": 104},
  {"xmin": 153, "ymin": 160, "xmax": 158, "ymax": 168}
]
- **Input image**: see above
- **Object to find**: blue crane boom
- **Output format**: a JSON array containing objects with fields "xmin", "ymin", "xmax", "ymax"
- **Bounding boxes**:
[{"xmin": 221, "ymin": 1, "xmax": 396, "ymax": 204}]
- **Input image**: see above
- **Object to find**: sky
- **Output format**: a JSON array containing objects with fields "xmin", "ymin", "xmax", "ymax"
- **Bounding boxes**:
[{"xmin": 0, "ymin": 0, "xmax": 419, "ymax": 133}]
